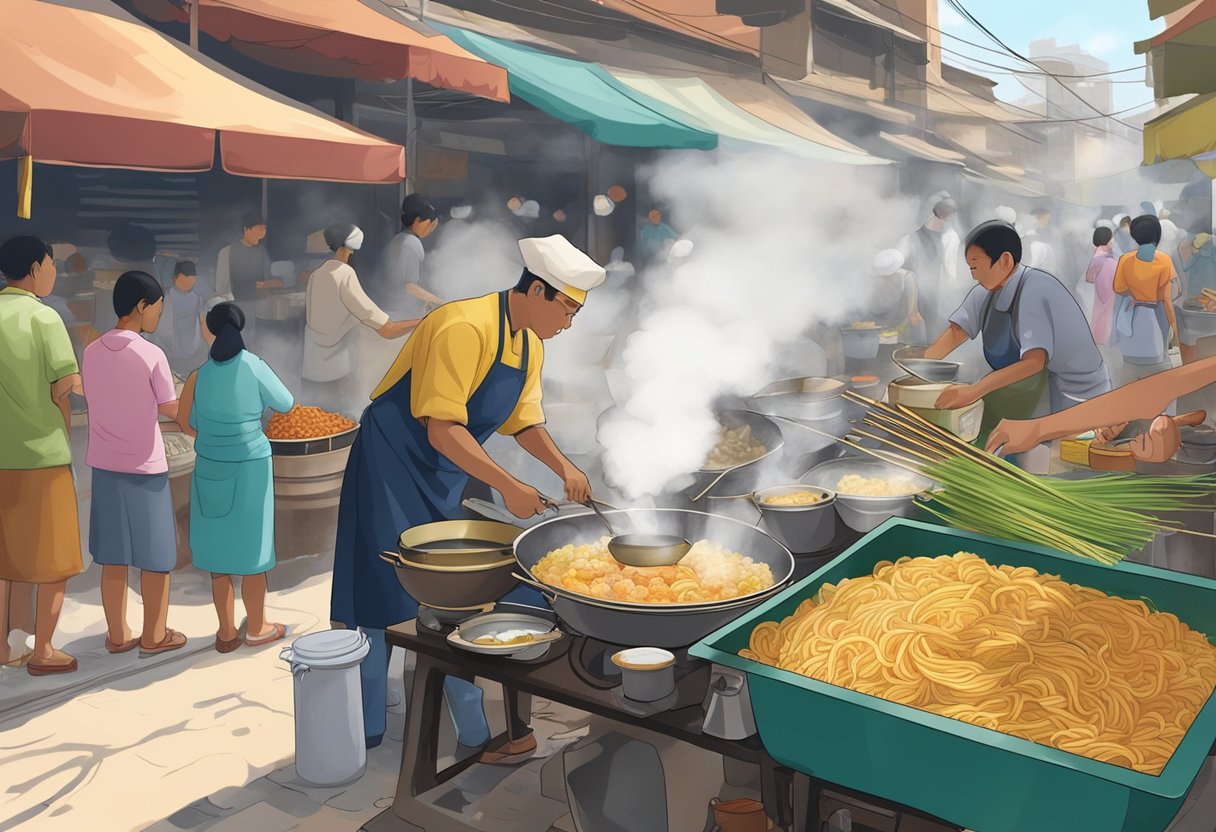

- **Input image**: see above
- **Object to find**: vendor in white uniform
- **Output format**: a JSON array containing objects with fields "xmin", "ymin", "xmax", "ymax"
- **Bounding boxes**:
[{"xmin": 302, "ymin": 224, "xmax": 419, "ymax": 408}]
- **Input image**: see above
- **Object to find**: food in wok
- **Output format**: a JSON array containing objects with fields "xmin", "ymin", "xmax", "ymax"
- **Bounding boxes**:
[
  {"xmin": 533, "ymin": 538, "xmax": 774, "ymax": 604},
  {"xmin": 741, "ymin": 553, "xmax": 1216, "ymax": 775},
  {"xmin": 706, "ymin": 424, "xmax": 767, "ymax": 469},
  {"xmin": 266, "ymin": 405, "xmax": 356, "ymax": 440},
  {"xmin": 835, "ymin": 473, "xmax": 921, "ymax": 497},
  {"xmin": 761, "ymin": 490, "xmax": 826, "ymax": 507}
]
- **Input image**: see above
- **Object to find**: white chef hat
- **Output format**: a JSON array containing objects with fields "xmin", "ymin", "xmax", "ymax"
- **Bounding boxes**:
[
  {"xmin": 450, "ymin": 205, "xmax": 473, "ymax": 220},
  {"xmin": 518, "ymin": 235, "xmax": 605, "ymax": 305},
  {"xmin": 994, "ymin": 206, "xmax": 1016, "ymax": 225},
  {"xmin": 872, "ymin": 249, "xmax": 904, "ymax": 276},
  {"xmin": 323, "ymin": 223, "xmax": 364, "ymax": 252},
  {"xmin": 592, "ymin": 195, "xmax": 615, "ymax": 217},
  {"xmin": 518, "ymin": 200, "xmax": 540, "ymax": 220},
  {"xmin": 669, "ymin": 238, "xmax": 695, "ymax": 260}
]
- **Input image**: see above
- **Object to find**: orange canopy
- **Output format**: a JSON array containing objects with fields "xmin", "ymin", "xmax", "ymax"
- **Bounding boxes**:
[
  {"xmin": 592, "ymin": 1, "xmax": 760, "ymax": 55},
  {"xmin": 0, "ymin": 0, "xmax": 404, "ymax": 184},
  {"xmin": 135, "ymin": 0, "xmax": 510, "ymax": 100}
]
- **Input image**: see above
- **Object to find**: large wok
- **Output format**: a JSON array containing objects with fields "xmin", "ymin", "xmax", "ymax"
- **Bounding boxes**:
[{"xmin": 510, "ymin": 508, "xmax": 795, "ymax": 648}]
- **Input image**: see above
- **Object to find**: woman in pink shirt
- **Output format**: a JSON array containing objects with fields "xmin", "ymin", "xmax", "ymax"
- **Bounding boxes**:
[
  {"xmin": 1087, "ymin": 226, "xmax": 1118, "ymax": 346},
  {"xmin": 82, "ymin": 272, "xmax": 187, "ymax": 656}
]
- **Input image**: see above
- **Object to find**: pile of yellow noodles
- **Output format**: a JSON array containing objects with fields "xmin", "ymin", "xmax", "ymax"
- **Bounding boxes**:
[{"xmin": 742, "ymin": 553, "xmax": 1216, "ymax": 774}]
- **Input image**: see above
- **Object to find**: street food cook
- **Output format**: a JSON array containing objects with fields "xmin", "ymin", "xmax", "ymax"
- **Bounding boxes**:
[
  {"xmin": 533, "ymin": 538, "xmax": 774, "ymax": 604},
  {"xmin": 266, "ymin": 404, "xmax": 356, "ymax": 440},
  {"xmin": 331, "ymin": 233, "xmax": 603, "ymax": 759},
  {"xmin": 706, "ymin": 424, "xmax": 766, "ymax": 469},
  {"xmin": 741, "ymin": 553, "xmax": 1216, "ymax": 775}
]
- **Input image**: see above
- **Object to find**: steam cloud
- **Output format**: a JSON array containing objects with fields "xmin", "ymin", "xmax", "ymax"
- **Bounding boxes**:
[{"xmin": 598, "ymin": 152, "xmax": 920, "ymax": 498}]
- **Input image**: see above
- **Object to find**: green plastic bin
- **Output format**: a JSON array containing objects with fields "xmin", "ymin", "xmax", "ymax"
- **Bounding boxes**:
[{"xmin": 690, "ymin": 518, "xmax": 1216, "ymax": 832}]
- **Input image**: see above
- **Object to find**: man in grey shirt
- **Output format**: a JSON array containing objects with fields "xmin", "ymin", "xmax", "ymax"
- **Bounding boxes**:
[
  {"xmin": 378, "ymin": 193, "xmax": 439, "ymax": 318},
  {"xmin": 925, "ymin": 221, "xmax": 1110, "ymax": 442},
  {"xmin": 214, "ymin": 211, "xmax": 279, "ymax": 343}
]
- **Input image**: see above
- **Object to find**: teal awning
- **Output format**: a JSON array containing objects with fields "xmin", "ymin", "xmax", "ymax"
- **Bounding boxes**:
[{"xmin": 434, "ymin": 25, "xmax": 717, "ymax": 151}]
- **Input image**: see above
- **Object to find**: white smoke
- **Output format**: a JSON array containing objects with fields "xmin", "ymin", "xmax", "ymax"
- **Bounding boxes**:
[{"xmin": 598, "ymin": 152, "xmax": 919, "ymax": 498}]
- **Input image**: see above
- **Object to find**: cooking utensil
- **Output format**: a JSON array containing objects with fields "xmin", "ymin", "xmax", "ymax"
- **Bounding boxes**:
[
  {"xmin": 751, "ymin": 485, "xmax": 838, "ymax": 555},
  {"xmin": 892, "ymin": 348, "xmax": 961, "ymax": 383},
  {"xmin": 802, "ymin": 456, "xmax": 932, "ymax": 533},
  {"xmin": 611, "ymin": 648, "xmax": 676, "ymax": 702},
  {"xmin": 378, "ymin": 519, "xmax": 521, "ymax": 611},
  {"xmin": 748, "ymin": 377, "xmax": 845, "ymax": 422},
  {"xmin": 511, "ymin": 508, "xmax": 795, "ymax": 648},
  {"xmin": 692, "ymin": 518, "xmax": 1216, "ymax": 832},
  {"xmin": 689, "ymin": 410, "xmax": 785, "ymax": 502},
  {"xmin": 702, "ymin": 669, "xmax": 758, "ymax": 741},
  {"xmin": 581, "ymin": 499, "xmax": 693, "ymax": 569},
  {"xmin": 447, "ymin": 609, "xmax": 561, "ymax": 660}
]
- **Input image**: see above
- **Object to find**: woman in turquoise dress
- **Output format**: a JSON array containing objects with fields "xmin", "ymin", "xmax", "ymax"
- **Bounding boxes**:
[{"xmin": 179, "ymin": 302, "xmax": 294, "ymax": 652}]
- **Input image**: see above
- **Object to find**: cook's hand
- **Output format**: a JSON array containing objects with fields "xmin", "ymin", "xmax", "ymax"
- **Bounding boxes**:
[
  {"xmin": 985, "ymin": 419, "xmax": 1042, "ymax": 456},
  {"xmin": 1128, "ymin": 415, "xmax": 1182, "ymax": 463},
  {"xmin": 562, "ymin": 466, "xmax": 593, "ymax": 505},
  {"xmin": 501, "ymin": 481, "xmax": 550, "ymax": 519},
  {"xmin": 935, "ymin": 384, "xmax": 979, "ymax": 410},
  {"xmin": 909, "ymin": 311, "xmax": 924, "ymax": 328},
  {"xmin": 1093, "ymin": 423, "xmax": 1129, "ymax": 445}
]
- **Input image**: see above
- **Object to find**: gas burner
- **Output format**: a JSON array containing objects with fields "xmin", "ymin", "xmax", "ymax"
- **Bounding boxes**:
[{"xmin": 417, "ymin": 605, "xmax": 482, "ymax": 634}]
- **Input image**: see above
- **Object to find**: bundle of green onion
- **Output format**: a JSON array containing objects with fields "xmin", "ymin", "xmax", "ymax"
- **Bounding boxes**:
[
  {"xmin": 841, "ymin": 393, "xmax": 1216, "ymax": 566},
  {"xmin": 920, "ymin": 454, "xmax": 1214, "ymax": 565}
]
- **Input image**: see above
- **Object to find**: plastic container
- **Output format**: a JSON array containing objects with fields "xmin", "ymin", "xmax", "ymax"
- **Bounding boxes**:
[
  {"xmin": 280, "ymin": 630, "xmax": 371, "ymax": 786},
  {"xmin": 692, "ymin": 519, "xmax": 1216, "ymax": 832}
]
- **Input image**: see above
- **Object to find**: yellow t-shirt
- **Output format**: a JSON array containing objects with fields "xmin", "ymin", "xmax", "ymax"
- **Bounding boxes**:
[
  {"xmin": 371, "ymin": 292, "xmax": 545, "ymax": 436},
  {"xmin": 1114, "ymin": 250, "xmax": 1175, "ymax": 303}
]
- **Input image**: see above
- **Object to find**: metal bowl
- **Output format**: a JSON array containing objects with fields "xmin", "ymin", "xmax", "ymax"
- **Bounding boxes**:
[
  {"xmin": 447, "ymin": 610, "xmax": 560, "ymax": 660},
  {"xmin": 379, "ymin": 520, "xmax": 522, "ymax": 611},
  {"xmin": 749, "ymin": 377, "xmax": 845, "ymax": 422},
  {"xmin": 802, "ymin": 457, "xmax": 932, "ymax": 533},
  {"xmin": 893, "ymin": 354, "xmax": 961, "ymax": 383},
  {"xmin": 752, "ymin": 485, "xmax": 838, "ymax": 555},
  {"xmin": 266, "ymin": 410, "xmax": 359, "ymax": 457}
]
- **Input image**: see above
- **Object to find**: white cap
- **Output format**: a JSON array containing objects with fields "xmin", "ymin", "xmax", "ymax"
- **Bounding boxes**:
[
  {"xmin": 518, "ymin": 200, "xmax": 540, "ymax": 220},
  {"xmin": 519, "ymin": 235, "xmax": 605, "ymax": 304},
  {"xmin": 593, "ymin": 195, "xmax": 615, "ymax": 216},
  {"xmin": 994, "ymin": 206, "xmax": 1016, "ymax": 225},
  {"xmin": 450, "ymin": 205, "xmax": 473, "ymax": 220},
  {"xmin": 872, "ymin": 249, "xmax": 904, "ymax": 276},
  {"xmin": 670, "ymin": 239, "xmax": 694, "ymax": 259},
  {"xmin": 345, "ymin": 227, "xmax": 364, "ymax": 252}
]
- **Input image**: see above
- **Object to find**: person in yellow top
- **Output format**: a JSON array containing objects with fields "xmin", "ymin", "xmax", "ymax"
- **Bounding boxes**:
[
  {"xmin": 331, "ymin": 234, "xmax": 601, "ymax": 757},
  {"xmin": 1112, "ymin": 214, "xmax": 1179, "ymax": 384}
]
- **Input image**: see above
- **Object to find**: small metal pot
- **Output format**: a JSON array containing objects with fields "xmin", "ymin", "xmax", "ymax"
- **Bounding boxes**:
[
  {"xmin": 611, "ymin": 648, "xmax": 676, "ymax": 702},
  {"xmin": 752, "ymin": 485, "xmax": 838, "ymax": 555},
  {"xmin": 801, "ymin": 457, "xmax": 932, "ymax": 534},
  {"xmin": 379, "ymin": 519, "xmax": 522, "ymax": 611},
  {"xmin": 840, "ymin": 326, "xmax": 881, "ymax": 360}
]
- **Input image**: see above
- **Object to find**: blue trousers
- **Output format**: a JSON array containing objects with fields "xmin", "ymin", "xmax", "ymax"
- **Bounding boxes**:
[{"xmin": 359, "ymin": 627, "xmax": 490, "ymax": 747}]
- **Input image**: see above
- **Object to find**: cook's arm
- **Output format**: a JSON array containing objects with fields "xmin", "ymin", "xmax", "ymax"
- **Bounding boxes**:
[
  {"xmin": 972, "ymin": 349, "xmax": 1046, "ymax": 398},
  {"xmin": 1007, "ymin": 356, "xmax": 1216, "ymax": 446},
  {"xmin": 427, "ymin": 419, "xmax": 548, "ymax": 516},
  {"xmin": 406, "ymin": 283, "xmax": 442, "ymax": 306},
  {"xmin": 1162, "ymin": 270, "xmax": 1179, "ymax": 343},
  {"xmin": 515, "ymin": 426, "xmax": 592, "ymax": 504},
  {"xmin": 923, "ymin": 324, "xmax": 968, "ymax": 359}
]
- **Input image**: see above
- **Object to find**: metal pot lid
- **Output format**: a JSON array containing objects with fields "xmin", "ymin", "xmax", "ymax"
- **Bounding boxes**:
[{"xmin": 288, "ymin": 630, "xmax": 368, "ymax": 666}]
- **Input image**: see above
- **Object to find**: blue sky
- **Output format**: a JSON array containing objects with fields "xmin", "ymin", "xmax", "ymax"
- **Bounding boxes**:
[{"xmin": 936, "ymin": 1, "xmax": 1166, "ymax": 114}]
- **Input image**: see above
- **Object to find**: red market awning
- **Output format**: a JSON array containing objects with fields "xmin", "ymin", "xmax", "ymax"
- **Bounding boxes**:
[
  {"xmin": 1137, "ymin": 0, "xmax": 1216, "ymax": 50},
  {"xmin": 134, "ymin": 0, "xmax": 510, "ymax": 100},
  {"xmin": 0, "ymin": 0, "xmax": 405, "ymax": 186}
]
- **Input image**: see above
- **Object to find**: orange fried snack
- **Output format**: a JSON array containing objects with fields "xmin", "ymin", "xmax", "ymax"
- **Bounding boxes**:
[{"xmin": 265, "ymin": 404, "xmax": 356, "ymax": 441}]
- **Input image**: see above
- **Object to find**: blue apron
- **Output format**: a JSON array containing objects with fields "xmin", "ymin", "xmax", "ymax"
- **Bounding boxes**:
[
  {"xmin": 331, "ymin": 291, "xmax": 544, "ymax": 629},
  {"xmin": 975, "ymin": 272, "xmax": 1048, "ymax": 448}
]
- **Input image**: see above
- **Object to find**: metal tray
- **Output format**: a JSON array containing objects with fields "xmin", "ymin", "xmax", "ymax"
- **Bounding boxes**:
[{"xmin": 691, "ymin": 519, "xmax": 1216, "ymax": 832}]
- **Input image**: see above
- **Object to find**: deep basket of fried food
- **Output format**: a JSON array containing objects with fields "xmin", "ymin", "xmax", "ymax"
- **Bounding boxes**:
[{"xmin": 266, "ymin": 405, "xmax": 359, "ymax": 456}]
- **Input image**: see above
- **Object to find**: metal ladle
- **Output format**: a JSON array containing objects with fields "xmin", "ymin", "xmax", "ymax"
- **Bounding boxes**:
[{"xmin": 586, "ymin": 500, "xmax": 692, "ymax": 568}]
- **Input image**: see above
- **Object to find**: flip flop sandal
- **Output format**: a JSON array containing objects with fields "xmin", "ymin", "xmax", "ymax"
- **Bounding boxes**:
[
  {"xmin": 215, "ymin": 634, "xmax": 242, "ymax": 654},
  {"xmin": 478, "ymin": 734, "xmax": 538, "ymax": 766},
  {"xmin": 27, "ymin": 650, "xmax": 78, "ymax": 677},
  {"xmin": 139, "ymin": 629, "xmax": 187, "ymax": 657},
  {"xmin": 105, "ymin": 637, "xmax": 139, "ymax": 654},
  {"xmin": 245, "ymin": 623, "xmax": 287, "ymax": 648}
]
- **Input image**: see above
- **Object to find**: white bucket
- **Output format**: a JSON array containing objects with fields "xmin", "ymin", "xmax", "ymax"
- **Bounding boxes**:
[{"xmin": 281, "ymin": 630, "xmax": 372, "ymax": 786}]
